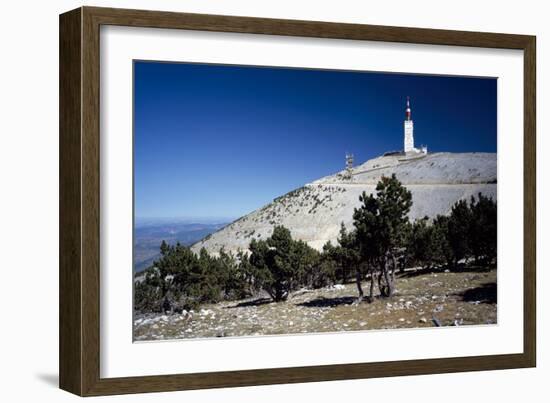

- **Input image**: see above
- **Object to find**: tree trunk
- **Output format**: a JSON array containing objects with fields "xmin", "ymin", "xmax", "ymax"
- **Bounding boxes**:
[
  {"xmin": 162, "ymin": 296, "xmax": 172, "ymax": 313},
  {"xmin": 368, "ymin": 269, "xmax": 375, "ymax": 303},
  {"xmin": 355, "ymin": 268, "xmax": 364, "ymax": 300},
  {"xmin": 383, "ymin": 264, "xmax": 394, "ymax": 297},
  {"xmin": 378, "ymin": 257, "xmax": 394, "ymax": 298},
  {"xmin": 378, "ymin": 263, "xmax": 385, "ymax": 296},
  {"xmin": 389, "ymin": 252, "xmax": 397, "ymax": 282}
]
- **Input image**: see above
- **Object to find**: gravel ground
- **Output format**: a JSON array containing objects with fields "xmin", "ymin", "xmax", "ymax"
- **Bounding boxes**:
[{"xmin": 134, "ymin": 267, "xmax": 497, "ymax": 341}]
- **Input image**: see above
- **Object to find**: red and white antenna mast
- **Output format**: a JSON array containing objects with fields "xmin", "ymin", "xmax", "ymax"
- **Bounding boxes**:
[{"xmin": 405, "ymin": 96, "xmax": 412, "ymax": 121}]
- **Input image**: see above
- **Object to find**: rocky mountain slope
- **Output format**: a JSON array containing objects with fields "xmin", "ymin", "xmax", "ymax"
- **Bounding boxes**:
[{"xmin": 191, "ymin": 152, "xmax": 497, "ymax": 255}]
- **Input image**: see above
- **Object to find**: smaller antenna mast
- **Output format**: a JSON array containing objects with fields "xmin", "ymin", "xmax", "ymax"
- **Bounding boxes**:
[{"xmin": 345, "ymin": 153, "xmax": 354, "ymax": 181}]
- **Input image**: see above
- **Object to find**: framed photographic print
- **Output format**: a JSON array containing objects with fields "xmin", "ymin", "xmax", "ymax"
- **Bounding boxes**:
[{"xmin": 59, "ymin": 6, "xmax": 536, "ymax": 396}]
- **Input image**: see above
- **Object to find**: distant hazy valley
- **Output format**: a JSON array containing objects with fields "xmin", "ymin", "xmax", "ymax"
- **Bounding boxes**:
[{"xmin": 134, "ymin": 220, "xmax": 229, "ymax": 272}]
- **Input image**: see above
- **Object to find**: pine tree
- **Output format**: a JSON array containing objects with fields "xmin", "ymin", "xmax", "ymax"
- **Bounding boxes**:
[
  {"xmin": 248, "ymin": 225, "xmax": 321, "ymax": 301},
  {"xmin": 335, "ymin": 223, "xmax": 360, "ymax": 284},
  {"xmin": 353, "ymin": 174, "xmax": 412, "ymax": 298},
  {"xmin": 447, "ymin": 199, "xmax": 473, "ymax": 268},
  {"xmin": 468, "ymin": 194, "xmax": 497, "ymax": 264}
]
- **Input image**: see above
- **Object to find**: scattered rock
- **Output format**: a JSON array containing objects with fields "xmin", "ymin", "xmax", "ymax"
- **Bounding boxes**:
[{"xmin": 433, "ymin": 305, "xmax": 444, "ymax": 313}]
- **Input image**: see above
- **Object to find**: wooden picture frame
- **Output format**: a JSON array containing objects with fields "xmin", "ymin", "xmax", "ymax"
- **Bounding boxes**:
[{"xmin": 59, "ymin": 6, "xmax": 536, "ymax": 396}]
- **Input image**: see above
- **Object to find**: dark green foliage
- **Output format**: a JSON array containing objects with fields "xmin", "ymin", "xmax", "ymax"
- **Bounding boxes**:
[
  {"xmin": 249, "ymin": 227, "xmax": 294, "ymax": 301},
  {"xmin": 468, "ymin": 193, "xmax": 497, "ymax": 263},
  {"xmin": 135, "ymin": 242, "xmax": 254, "ymax": 313},
  {"xmin": 374, "ymin": 174, "xmax": 413, "ymax": 250},
  {"xmin": 352, "ymin": 174, "xmax": 413, "ymax": 297},
  {"xmin": 353, "ymin": 175, "xmax": 412, "ymax": 260},
  {"xmin": 447, "ymin": 199, "xmax": 472, "ymax": 267},
  {"xmin": 134, "ymin": 278, "xmax": 163, "ymax": 312},
  {"xmin": 333, "ymin": 223, "xmax": 360, "ymax": 284},
  {"xmin": 431, "ymin": 215, "xmax": 452, "ymax": 267},
  {"xmin": 406, "ymin": 216, "xmax": 448, "ymax": 269},
  {"xmin": 293, "ymin": 239, "xmax": 322, "ymax": 289},
  {"xmin": 318, "ymin": 241, "xmax": 338, "ymax": 286},
  {"xmin": 248, "ymin": 226, "xmax": 322, "ymax": 301},
  {"xmin": 405, "ymin": 218, "xmax": 431, "ymax": 268},
  {"xmin": 405, "ymin": 195, "xmax": 497, "ymax": 271}
]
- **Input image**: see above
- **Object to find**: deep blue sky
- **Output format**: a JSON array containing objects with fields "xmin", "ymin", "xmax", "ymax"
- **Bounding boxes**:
[{"xmin": 134, "ymin": 61, "xmax": 496, "ymax": 220}]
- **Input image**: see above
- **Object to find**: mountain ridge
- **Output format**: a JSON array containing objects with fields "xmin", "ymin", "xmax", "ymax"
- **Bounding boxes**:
[{"xmin": 191, "ymin": 152, "xmax": 497, "ymax": 255}]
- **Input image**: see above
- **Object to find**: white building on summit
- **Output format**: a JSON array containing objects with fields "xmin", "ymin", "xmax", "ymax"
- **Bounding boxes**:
[{"xmin": 404, "ymin": 97, "xmax": 427, "ymax": 155}]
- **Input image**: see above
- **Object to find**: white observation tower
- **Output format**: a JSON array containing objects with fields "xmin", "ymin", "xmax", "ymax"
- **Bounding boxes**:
[{"xmin": 403, "ymin": 97, "xmax": 427, "ymax": 155}]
